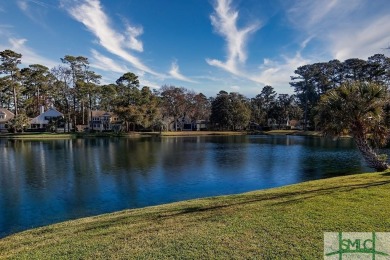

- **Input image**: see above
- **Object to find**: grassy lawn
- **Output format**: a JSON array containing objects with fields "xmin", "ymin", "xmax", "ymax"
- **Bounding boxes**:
[
  {"xmin": 264, "ymin": 129, "xmax": 300, "ymax": 135},
  {"xmin": 264, "ymin": 130, "xmax": 323, "ymax": 136},
  {"xmin": 1, "ymin": 172, "xmax": 389, "ymax": 259}
]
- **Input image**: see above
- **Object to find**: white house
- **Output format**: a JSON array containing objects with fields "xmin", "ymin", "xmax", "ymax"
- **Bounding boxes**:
[
  {"xmin": 0, "ymin": 108, "xmax": 15, "ymax": 132},
  {"xmin": 30, "ymin": 106, "xmax": 67, "ymax": 132}
]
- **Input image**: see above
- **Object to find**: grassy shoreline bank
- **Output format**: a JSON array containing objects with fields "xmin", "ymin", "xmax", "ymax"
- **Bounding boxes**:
[{"xmin": 1, "ymin": 171, "xmax": 388, "ymax": 259}]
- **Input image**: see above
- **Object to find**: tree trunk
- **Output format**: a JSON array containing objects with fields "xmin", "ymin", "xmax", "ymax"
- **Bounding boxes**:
[
  {"xmin": 65, "ymin": 100, "xmax": 71, "ymax": 133},
  {"xmin": 73, "ymin": 95, "xmax": 77, "ymax": 132},
  {"xmin": 37, "ymin": 87, "xmax": 40, "ymax": 116},
  {"xmin": 67, "ymin": 111, "xmax": 71, "ymax": 133},
  {"xmin": 82, "ymin": 100, "xmax": 85, "ymax": 125},
  {"xmin": 354, "ymin": 133, "xmax": 389, "ymax": 171},
  {"xmin": 89, "ymin": 95, "xmax": 93, "ymax": 132},
  {"xmin": 13, "ymin": 85, "xmax": 18, "ymax": 116}
]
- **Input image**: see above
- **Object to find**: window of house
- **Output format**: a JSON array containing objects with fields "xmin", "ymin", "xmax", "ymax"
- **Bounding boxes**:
[{"xmin": 0, "ymin": 113, "xmax": 5, "ymax": 119}]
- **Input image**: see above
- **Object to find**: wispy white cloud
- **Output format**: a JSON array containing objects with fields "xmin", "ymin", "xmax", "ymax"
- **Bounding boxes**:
[
  {"xmin": 206, "ymin": 0, "xmax": 260, "ymax": 75},
  {"xmin": 89, "ymin": 49, "xmax": 161, "ymax": 89},
  {"xmin": 251, "ymin": 52, "xmax": 310, "ymax": 93},
  {"xmin": 206, "ymin": 0, "xmax": 390, "ymax": 95},
  {"xmin": 286, "ymin": 0, "xmax": 350, "ymax": 31},
  {"xmin": 89, "ymin": 49, "xmax": 129, "ymax": 74},
  {"xmin": 285, "ymin": 0, "xmax": 390, "ymax": 60},
  {"xmin": 250, "ymin": 0, "xmax": 390, "ymax": 93},
  {"xmin": 16, "ymin": 0, "xmax": 50, "ymax": 28},
  {"xmin": 27, "ymin": 0, "xmax": 50, "ymax": 8},
  {"xmin": 205, "ymin": 0, "xmax": 307, "ymax": 93},
  {"xmin": 230, "ymin": 85, "xmax": 240, "ymax": 91},
  {"xmin": 0, "ymin": 25, "xmax": 14, "ymax": 32},
  {"xmin": 63, "ymin": 0, "xmax": 163, "ymax": 77},
  {"xmin": 125, "ymin": 24, "xmax": 143, "ymax": 52},
  {"xmin": 330, "ymin": 14, "xmax": 390, "ymax": 60},
  {"xmin": 0, "ymin": 38, "xmax": 58, "ymax": 68},
  {"xmin": 17, "ymin": 1, "xmax": 28, "ymax": 11},
  {"xmin": 88, "ymin": 49, "xmax": 161, "ymax": 89},
  {"xmin": 300, "ymin": 36, "xmax": 315, "ymax": 49},
  {"xmin": 169, "ymin": 61, "xmax": 197, "ymax": 83},
  {"xmin": 139, "ymin": 77, "xmax": 160, "ymax": 89}
]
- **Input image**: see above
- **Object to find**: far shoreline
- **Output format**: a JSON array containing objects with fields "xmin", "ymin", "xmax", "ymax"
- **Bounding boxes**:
[{"xmin": 0, "ymin": 130, "xmax": 327, "ymax": 139}]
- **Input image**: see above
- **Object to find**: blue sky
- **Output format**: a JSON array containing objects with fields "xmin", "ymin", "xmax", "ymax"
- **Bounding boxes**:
[{"xmin": 1, "ymin": 0, "xmax": 390, "ymax": 97}]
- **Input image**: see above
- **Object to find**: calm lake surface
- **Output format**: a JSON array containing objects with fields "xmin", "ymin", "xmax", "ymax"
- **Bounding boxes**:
[{"xmin": 0, "ymin": 135, "xmax": 374, "ymax": 237}]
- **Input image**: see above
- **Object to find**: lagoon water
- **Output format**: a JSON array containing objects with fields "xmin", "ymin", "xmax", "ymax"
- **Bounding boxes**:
[{"xmin": 0, "ymin": 135, "xmax": 373, "ymax": 237}]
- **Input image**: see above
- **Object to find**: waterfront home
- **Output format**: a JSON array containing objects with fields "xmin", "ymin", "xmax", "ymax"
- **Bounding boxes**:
[
  {"xmin": 193, "ymin": 120, "xmax": 208, "ymax": 131},
  {"xmin": 0, "ymin": 108, "xmax": 15, "ymax": 132},
  {"xmin": 167, "ymin": 116, "xmax": 209, "ymax": 131},
  {"xmin": 29, "ymin": 106, "xmax": 67, "ymax": 132},
  {"xmin": 89, "ymin": 110, "xmax": 121, "ymax": 131},
  {"xmin": 289, "ymin": 119, "xmax": 302, "ymax": 130}
]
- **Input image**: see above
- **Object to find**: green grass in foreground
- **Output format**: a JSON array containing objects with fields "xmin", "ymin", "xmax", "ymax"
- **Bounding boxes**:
[{"xmin": 1, "ymin": 172, "xmax": 390, "ymax": 259}]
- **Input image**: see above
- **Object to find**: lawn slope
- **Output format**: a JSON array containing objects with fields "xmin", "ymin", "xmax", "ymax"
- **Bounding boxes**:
[{"xmin": 1, "ymin": 172, "xmax": 390, "ymax": 259}]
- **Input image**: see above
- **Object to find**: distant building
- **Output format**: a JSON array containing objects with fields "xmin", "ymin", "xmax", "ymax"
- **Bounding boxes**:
[
  {"xmin": 89, "ymin": 110, "xmax": 121, "ymax": 131},
  {"xmin": 167, "ymin": 116, "xmax": 209, "ymax": 131},
  {"xmin": 30, "ymin": 106, "xmax": 68, "ymax": 132},
  {"xmin": 0, "ymin": 108, "xmax": 15, "ymax": 132},
  {"xmin": 193, "ymin": 120, "xmax": 208, "ymax": 131},
  {"xmin": 289, "ymin": 119, "xmax": 301, "ymax": 130}
]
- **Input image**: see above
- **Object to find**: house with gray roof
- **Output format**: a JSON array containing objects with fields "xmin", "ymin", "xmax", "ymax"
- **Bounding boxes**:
[
  {"xmin": 0, "ymin": 108, "xmax": 15, "ymax": 132},
  {"xmin": 29, "ymin": 106, "xmax": 69, "ymax": 132}
]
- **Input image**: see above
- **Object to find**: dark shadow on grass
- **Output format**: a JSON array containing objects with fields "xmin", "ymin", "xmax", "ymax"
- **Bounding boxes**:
[
  {"xmin": 272, "ymin": 179, "xmax": 390, "ymax": 206},
  {"xmin": 13, "ymin": 175, "xmax": 390, "ymax": 238},
  {"xmin": 156, "ymin": 178, "xmax": 390, "ymax": 219}
]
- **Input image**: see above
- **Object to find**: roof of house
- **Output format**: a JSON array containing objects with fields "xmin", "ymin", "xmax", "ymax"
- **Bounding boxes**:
[
  {"xmin": 91, "ymin": 110, "xmax": 115, "ymax": 117},
  {"xmin": 0, "ymin": 108, "xmax": 15, "ymax": 123},
  {"xmin": 30, "ymin": 107, "xmax": 63, "ymax": 124}
]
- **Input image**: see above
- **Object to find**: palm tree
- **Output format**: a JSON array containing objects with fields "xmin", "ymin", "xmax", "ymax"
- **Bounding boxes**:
[{"xmin": 315, "ymin": 81, "xmax": 390, "ymax": 171}]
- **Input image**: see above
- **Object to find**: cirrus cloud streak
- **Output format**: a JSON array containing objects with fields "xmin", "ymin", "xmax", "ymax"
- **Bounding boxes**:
[{"xmin": 62, "ymin": 0, "xmax": 162, "ymax": 77}]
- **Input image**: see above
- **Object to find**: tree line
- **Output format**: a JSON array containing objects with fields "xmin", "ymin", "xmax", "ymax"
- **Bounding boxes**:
[
  {"xmin": 0, "ymin": 49, "xmax": 302, "ymax": 132},
  {"xmin": 290, "ymin": 54, "xmax": 390, "ymax": 129},
  {"xmin": 1, "ymin": 49, "xmax": 390, "ymax": 134}
]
